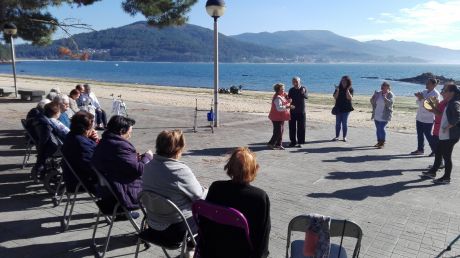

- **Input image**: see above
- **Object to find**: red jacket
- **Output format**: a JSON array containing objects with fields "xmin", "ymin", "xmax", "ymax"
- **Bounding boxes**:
[{"xmin": 268, "ymin": 94, "xmax": 291, "ymax": 121}]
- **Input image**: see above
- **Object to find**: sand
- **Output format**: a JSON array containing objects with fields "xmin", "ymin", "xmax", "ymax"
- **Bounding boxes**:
[{"xmin": 0, "ymin": 74, "xmax": 419, "ymax": 133}]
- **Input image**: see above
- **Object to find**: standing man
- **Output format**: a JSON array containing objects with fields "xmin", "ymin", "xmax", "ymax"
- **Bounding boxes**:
[
  {"xmin": 411, "ymin": 78, "xmax": 441, "ymax": 156},
  {"xmin": 82, "ymin": 84, "xmax": 107, "ymax": 130},
  {"xmin": 288, "ymin": 76, "xmax": 308, "ymax": 147}
]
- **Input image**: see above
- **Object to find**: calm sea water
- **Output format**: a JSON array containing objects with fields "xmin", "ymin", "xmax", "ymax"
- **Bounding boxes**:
[{"xmin": 1, "ymin": 61, "xmax": 459, "ymax": 96}]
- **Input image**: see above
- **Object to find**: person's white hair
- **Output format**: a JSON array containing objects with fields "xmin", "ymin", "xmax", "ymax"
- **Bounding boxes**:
[
  {"xmin": 292, "ymin": 76, "xmax": 301, "ymax": 83},
  {"xmin": 53, "ymin": 94, "xmax": 70, "ymax": 104},
  {"xmin": 46, "ymin": 92, "xmax": 58, "ymax": 101},
  {"xmin": 50, "ymin": 87, "xmax": 61, "ymax": 94},
  {"xmin": 37, "ymin": 99, "xmax": 51, "ymax": 109}
]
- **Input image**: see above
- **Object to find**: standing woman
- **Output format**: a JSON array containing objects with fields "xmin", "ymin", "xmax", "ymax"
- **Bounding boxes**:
[
  {"xmin": 370, "ymin": 82, "xmax": 395, "ymax": 148},
  {"xmin": 268, "ymin": 83, "xmax": 294, "ymax": 150},
  {"xmin": 422, "ymin": 84, "xmax": 460, "ymax": 184},
  {"xmin": 332, "ymin": 76, "xmax": 354, "ymax": 142}
]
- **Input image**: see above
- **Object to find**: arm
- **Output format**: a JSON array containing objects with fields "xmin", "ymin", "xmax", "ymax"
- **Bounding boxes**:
[
  {"xmin": 447, "ymin": 101, "xmax": 460, "ymax": 128},
  {"xmin": 90, "ymin": 93, "xmax": 101, "ymax": 109},
  {"xmin": 303, "ymin": 87, "xmax": 308, "ymax": 99},
  {"xmin": 176, "ymin": 167, "xmax": 206, "ymax": 201},
  {"xmin": 346, "ymin": 88, "xmax": 353, "ymax": 101},
  {"xmin": 333, "ymin": 89, "xmax": 339, "ymax": 100},
  {"xmin": 274, "ymin": 97, "xmax": 289, "ymax": 111},
  {"xmin": 384, "ymin": 92, "xmax": 394, "ymax": 106}
]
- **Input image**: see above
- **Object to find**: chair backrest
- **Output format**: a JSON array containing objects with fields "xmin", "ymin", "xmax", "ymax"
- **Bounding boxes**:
[
  {"xmin": 91, "ymin": 166, "xmax": 121, "ymax": 203},
  {"xmin": 192, "ymin": 199, "xmax": 253, "ymax": 250},
  {"xmin": 61, "ymin": 155, "xmax": 97, "ymax": 199},
  {"xmin": 139, "ymin": 190, "xmax": 196, "ymax": 245},
  {"xmin": 21, "ymin": 118, "xmax": 38, "ymax": 145},
  {"xmin": 287, "ymin": 215, "xmax": 363, "ymax": 258}
]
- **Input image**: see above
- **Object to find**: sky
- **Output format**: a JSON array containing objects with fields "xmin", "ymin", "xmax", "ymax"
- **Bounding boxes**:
[{"xmin": 47, "ymin": 0, "xmax": 460, "ymax": 50}]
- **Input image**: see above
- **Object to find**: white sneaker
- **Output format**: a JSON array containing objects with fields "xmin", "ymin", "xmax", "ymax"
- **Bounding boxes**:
[{"xmin": 343, "ymin": 138, "xmax": 348, "ymax": 142}]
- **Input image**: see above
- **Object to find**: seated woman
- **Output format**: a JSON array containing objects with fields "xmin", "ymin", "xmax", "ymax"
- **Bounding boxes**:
[
  {"xmin": 91, "ymin": 115, "xmax": 152, "ymax": 211},
  {"xmin": 62, "ymin": 111, "xmax": 99, "ymax": 194},
  {"xmin": 201, "ymin": 147, "xmax": 271, "ymax": 258},
  {"xmin": 44, "ymin": 101, "xmax": 70, "ymax": 142},
  {"xmin": 142, "ymin": 130, "xmax": 206, "ymax": 245}
]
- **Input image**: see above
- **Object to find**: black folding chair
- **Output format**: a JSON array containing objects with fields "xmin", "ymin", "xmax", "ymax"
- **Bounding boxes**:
[
  {"xmin": 90, "ymin": 167, "xmax": 145, "ymax": 258},
  {"xmin": 20, "ymin": 119, "xmax": 37, "ymax": 169},
  {"xmin": 59, "ymin": 156, "xmax": 103, "ymax": 231}
]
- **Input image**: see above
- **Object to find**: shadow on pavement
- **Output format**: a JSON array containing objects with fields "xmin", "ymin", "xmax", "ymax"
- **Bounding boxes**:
[
  {"xmin": 307, "ymin": 178, "xmax": 437, "ymax": 201},
  {"xmin": 324, "ymin": 168, "xmax": 426, "ymax": 180},
  {"xmin": 293, "ymin": 145, "xmax": 375, "ymax": 154},
  {"xmin": 186, "ymin": 145, "xmax": 268, "ymax": 156},
  {"xmin": 323, "ymin": 153, "xmax": 427, "ymax": 163}
]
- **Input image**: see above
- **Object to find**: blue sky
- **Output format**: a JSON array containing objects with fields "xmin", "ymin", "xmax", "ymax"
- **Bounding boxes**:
[{"xmin": 48, "ymin": 0, "xmax": 460, "ymax": 49}]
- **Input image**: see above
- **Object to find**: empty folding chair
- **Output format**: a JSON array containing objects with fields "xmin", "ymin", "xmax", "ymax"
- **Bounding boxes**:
[
  {"xmin": 286, "ymin": 215, "xmax": 363, "ymax": 258},
  {"xmin": 90, "ymin": 167, "xmax": 143, "ymax": 258},
  {"xmin": 192, "ymin": 199, "xmax": 253, "ymax": 258},
  {"xmin": 134, "ymin": 190, "xmax": 196, "ymax": 258},
  {"xmin": 20, "ymin": 119, "xmax": 37, "ymax": 169}
]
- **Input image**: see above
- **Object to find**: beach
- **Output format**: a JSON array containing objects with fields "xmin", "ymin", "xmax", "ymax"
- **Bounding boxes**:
[{"xmin": 0, "ymin": 74, "xmax": 418, "ymax": 133}]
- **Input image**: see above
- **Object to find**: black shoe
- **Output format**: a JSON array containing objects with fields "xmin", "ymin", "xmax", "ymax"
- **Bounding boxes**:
[
  {"xmin": 115, "ymin": 211, "xmax": 140, "ymax": 221},
  {"xmin": 422, "ymin": 171, "xmax": 436, "ymax": 179},
  {"xmin": 288, "ymin": 143, "xmax": 296, "ymax": 148},
  {"xmin": 295, "ymin": 144, "xmax": 302, "ymax": 148},
  {"xmin": 428, "ymin": 152, "xmax": 435, "ymax": 157},
  {"xmin": 411, "ymin": 150, "xmax": 424, "ymax": 155},
  {"xmin": 433, "ymin": 177, "xmax": 450, "ymax": 184}
]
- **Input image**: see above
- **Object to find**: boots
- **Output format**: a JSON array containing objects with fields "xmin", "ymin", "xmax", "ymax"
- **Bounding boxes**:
[{"xmin": 378, "ymin": 141, "xmax": 385, "ymax": 149}]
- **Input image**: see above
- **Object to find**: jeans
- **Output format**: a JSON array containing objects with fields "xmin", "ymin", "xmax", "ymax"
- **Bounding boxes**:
[
  {"xmin": 268, "ymin": 121, "xmax": 284, "ymax": 147},
  {"xmin": 431, "ymin": 139, "xmax": 459, "ymax": 180},
  {"xmin": 416, "ymin": 120, "xmax": 435, "ymax": 152},
  {"xmin": 335, "ymin": 112, "xmax": 350, "ymax": 138},
  {"xmin": 374, "ymin": 120, "xmax": 388, "ymax": 142},
  {"xmin": 96, "ymin": 109, "xmax": 107, "ymax": 127},
  {"xmin": 289, "ymin": 112, "xmax": 306, "ymax": 145}
]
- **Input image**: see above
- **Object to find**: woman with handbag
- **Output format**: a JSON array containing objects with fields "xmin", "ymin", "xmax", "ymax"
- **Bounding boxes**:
[
  {"xmin": 370, "ymin": 82, "xmax": 395, "ymax": 148},
  {"xmin": 332, "ymin": 76, "xmax": 354, "ymax": 142},
  {"xmin": 268, "ymin": 83, "xmax": 294, "ymax": 150}
]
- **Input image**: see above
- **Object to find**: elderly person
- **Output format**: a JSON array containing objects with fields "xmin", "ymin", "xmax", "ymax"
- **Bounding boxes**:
[
  {"xmin": 412, "ymin": 78, "xmax": 441, "ymax": 155},
  {"xmin": 268, "ymin": 83, "xmax": 294, "ymax": 150},
  {"xmin": 142, "ymin": 130, "xmax": 206, "ymax": 251},
  {"xmin": 422, "ymin": 84, "xmax": 460, "ymax": 184},
  {"xmin": 68, "ymin": 89, "xmax": 81, "ymax": 114},
  {"xmin": 81, "ymin": 84, "xmax": 107, "ymax": 130},
  {"xmin": 200, "ymin": 147, "xmax": 271, "ymax": 258},
  {"xmin": 92, "ymin": 115, "xmax": 152, "ymax": 213},
  {"xmin": 44, "ymin": 101, "xmax": 69, "ymax": 141},
  {"xmin": 288, "ymin": 76, "xmax": 308, "ymax": 148},
  {"xmin": 46, "ymin": 87, "xmax": 61, "ymax": 101},
  {"xmin": 332, "ymin": 76, "xmax": 354, "ymax": 142},
  {"xmin": 62, "ymin": 111, "xmax": 99, "ymax": 193},
  {"xmin": 370, "ymin": 82, "xmax": 395, "ymax": 148},
  {"xmin": 54, "ymin": 94, "xmax": 72, "ymax": 126}
]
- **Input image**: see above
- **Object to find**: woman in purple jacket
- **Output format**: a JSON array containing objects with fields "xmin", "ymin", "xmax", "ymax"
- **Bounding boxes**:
[{"xmin": 92, "ymin": 115, "xmax": 153, "ymax": 210}]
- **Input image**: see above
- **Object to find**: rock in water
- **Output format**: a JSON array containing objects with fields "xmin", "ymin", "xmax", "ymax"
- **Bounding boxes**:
[{"xmin": 394, "ymin": 72, "xmax": 460, "ymax": 85}]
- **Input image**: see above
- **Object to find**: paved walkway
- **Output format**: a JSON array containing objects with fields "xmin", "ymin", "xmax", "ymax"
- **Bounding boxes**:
[{"xmin": 1, "ymin": 97, "xmax": 460, "ymax": 258}]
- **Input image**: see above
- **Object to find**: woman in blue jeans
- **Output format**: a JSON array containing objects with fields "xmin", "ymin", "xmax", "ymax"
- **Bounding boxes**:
[
  {"xmin": 370, "ymin": 82, "xmax": 395, "ymax": 148},
  {"xmin": 333, "ymin": 76, "xmax": 354, "ymax": 142}
]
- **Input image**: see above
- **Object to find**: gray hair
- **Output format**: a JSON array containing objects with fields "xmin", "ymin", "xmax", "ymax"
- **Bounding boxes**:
[
  {"xmin": 292, "ymin": 76, "xmax": 301, "ymax": 84},
  {"xmin": 53, "ymin": 94, "xmax": 70, "ymax": 104},
  {"xmin": 37, "ymin": 99, "xmax": 51, "ymax": 110},
  {"xmin": 46, "ymin": 92, "xmax": 58, "ymax": 101}
]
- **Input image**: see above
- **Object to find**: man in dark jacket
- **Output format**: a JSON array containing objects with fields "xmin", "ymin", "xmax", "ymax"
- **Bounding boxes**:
[{"xmin": 288, "ymin": 76, "xmax": 308, "ymax": 147}]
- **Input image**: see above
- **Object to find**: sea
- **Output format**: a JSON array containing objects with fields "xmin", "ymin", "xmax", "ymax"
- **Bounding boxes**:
[{"xmin": 1, "ymin": 60, "xmax": 459, "ymax": 96}]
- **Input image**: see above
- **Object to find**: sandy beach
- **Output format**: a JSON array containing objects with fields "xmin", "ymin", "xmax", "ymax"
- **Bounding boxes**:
[{"xmin": 0, "ymin": 74, "xmax": 419, "ymax": 133}]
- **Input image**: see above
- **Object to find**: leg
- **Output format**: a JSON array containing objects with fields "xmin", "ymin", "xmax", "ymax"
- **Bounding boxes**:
[
  {"xmin": 431, "ymin": 141, "xmax": 445, "ymax": 171},
  {"xmin": 422, "ymin": 122, "xmax": 435, "ymax": 152},
  {"xmin": 416, "ymin": 120, "xmax": 425, "ymax": 152},
  {"xmin": 268, "ymin": 121, "xmax": 277, "ymax": 145},
  {"xmin": 342, "ymin": 112, "xmax": 350, "ymax": 138},
  {"xmin": 440, "ymin": 139, "xmax": 459, "ymax": 180},
  {"xmin": 381, "ymin": 121, "xmax": 388, "ymax": 142},
  {"xmin": 288, "ymin": 113, "xmax": 297, "ymax": 145},
  {"xmin": 101, "ymin": 109, "xmax": 107, "ymax": 127},
  {"xmin": 374, "ymin": 120, "xmax": 380, "ymax": 142},
  {"xmin": 335, "ymin": 114, "xmax": 342, "ymax": 138},
  {"xmin": 297, "ymin": 113, "xmax": 306, "ymax": 144},
  {"xmin": 277, "ymin": 121, "xmax": 285, "ymax": 147},
  {"xmin": 95, "ymin": 109, "xmax": 102, "ymax": 125}
]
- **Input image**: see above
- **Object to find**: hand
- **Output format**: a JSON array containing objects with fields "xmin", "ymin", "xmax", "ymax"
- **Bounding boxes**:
[
  {"xmin": 290, "ymin": 105, "xmax": 295, "ymax": 109},
  {"xmin": 146, "ymin": 150, "xmax": 153, "ymax": 157},
  {"xmin": 89, "ymin": 130, "xmax": 99, "ymax": 141}
]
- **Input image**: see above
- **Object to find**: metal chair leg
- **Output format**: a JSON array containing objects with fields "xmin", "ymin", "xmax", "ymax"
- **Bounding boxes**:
[
  {"xmin": 134, "ymin": 237, "xmax": 142, "ymax": 258},
  {"xmin": 62, "ymin": 190, "xmax": 78, "ymax": 231},
  {"xmin": 22, "ymin": 141, "xmax": 31, "ymax": 169},
  {"xmin": 60, "ymin": 193, "xmax": 71, "ymax": 229},
  {"xmin": 91, "ymin": 210, "xmax": 102, "ymax": 253}
]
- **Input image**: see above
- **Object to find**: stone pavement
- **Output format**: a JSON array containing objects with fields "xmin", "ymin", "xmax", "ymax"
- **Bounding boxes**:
[{"xmin": 1, "ymin": 97, "xmax": 460, "ymax": 258}]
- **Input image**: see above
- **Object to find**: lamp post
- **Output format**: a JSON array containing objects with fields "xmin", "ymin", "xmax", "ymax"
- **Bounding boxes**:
[
  {"xmin": 3, "ymin": 23, "xmax": 18, "ymax": 98},
  {"xmin": 206, "ymin": 0, "xmax": 226, "ymax": 127}
]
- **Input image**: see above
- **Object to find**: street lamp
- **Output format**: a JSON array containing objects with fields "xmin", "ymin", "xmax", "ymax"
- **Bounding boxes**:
[
  {"xmin": 206, "ymin": 0, "xmax": 226, "ymax": 127},
  {"xmin": 3, "ymin": 23, "xmax": 18, "ymax": 98}
]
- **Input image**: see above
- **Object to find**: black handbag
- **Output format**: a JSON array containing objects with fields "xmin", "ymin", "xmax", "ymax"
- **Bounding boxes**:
[{"xmin": 331, "ymin": 106, "xmax": 338, "ymax": 115}]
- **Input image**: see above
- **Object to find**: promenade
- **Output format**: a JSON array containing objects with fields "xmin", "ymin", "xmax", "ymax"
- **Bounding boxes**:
[{"xmin": 1, "ymin": 96, "xmax": 460, "ymax": 258}]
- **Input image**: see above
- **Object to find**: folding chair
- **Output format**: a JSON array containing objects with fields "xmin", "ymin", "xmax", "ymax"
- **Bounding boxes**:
[
  {"xmin": 192, "ymin": 199, "xmax": 253, "ymax": 258},
  {"xmin": 59, "ymin": 155, "xmax": 102, "ymax": 231},
  {"xmin": 90, "ymin": 167, "xmax": 143, "ymax": 258},
  {"xmin": 286, "ymin": 215, "xmax": 363, "ymax": 258},
  {"xmin": 20, "ymin": 119, "xmax": 37, "ymax": 169},
  {"xmin": 134, "ymin": 190, "xmax": 196, "ymax": 258}
]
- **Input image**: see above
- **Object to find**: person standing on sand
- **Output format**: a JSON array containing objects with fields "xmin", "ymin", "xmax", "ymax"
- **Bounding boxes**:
[
  {"xmin": 370, "ymin": 82, "xmax": 395, "ymax": 149},
  {"xmin": 288, "ymin": 76, "xmax": 308, "ymax": 148},
  {"xmin": 422, "ymin": 84, "xmax": 460, "ymax": 184},
  {"xmin": 332, "ymin": 76, "xmax": 354, "ymax": 142},
  {"xmin": 268, "ymin": 83, "xmax": 294, "ymax": 150},
  {"xmin": 411, "ymin": 78, "xmax": 440, "ymax": 156}
]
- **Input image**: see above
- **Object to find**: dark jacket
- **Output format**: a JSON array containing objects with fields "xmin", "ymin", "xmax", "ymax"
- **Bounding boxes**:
[
  {"xmin": 62, "ymin": 132, "xmax": 97, "ymax": 193},
  {"xmin": 334, "ymin": 87, "xmax": 354, "ymax": 113},
  {"xmin": 201, "ymin": 180, "xmax": 271, "ymax": 258},
  {"xmin": 446, "ymin": 97, "xmax": 460, "ymax": 140},
  {"xmin": 31, "ymin": 113, "xmax": 60, "ymax": 164},
  {"xmin": 288, "ymin": 86, "xmax": 308, "ymax": 114},
  {"xmin": 91, "ymin": 131, "xmax": 152, "ymax": 209}
]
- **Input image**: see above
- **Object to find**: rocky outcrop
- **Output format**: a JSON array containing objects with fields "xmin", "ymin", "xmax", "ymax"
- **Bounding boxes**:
[{"xmin": 388, "ymin": 72, "xmax": 460, "ymax": 85}]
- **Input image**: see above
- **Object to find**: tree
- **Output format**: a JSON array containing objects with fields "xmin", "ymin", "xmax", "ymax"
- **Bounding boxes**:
[{"xmin": 0, "ymin": 0, "xmax": 198, "ymax": 45}]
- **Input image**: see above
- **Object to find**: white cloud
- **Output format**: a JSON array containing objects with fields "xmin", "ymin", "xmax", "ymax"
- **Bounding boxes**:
[{"xmin": 353, "ymin": 1, "xmax": 460, "ymax": 49}]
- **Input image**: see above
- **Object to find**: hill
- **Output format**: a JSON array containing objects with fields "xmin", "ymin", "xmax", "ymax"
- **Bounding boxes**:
[
  {"xmin": 232, "ymin": 30, "xmax": 460, "ymax": 63},
  {"xmin": 15, "ymin": 22, "xmax": 293, "ymax": 62}
]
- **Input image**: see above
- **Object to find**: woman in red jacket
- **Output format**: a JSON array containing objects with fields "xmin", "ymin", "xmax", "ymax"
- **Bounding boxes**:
[{"xmin": 268, "ymin": 83, "xmax": 294, "ymax": 150}]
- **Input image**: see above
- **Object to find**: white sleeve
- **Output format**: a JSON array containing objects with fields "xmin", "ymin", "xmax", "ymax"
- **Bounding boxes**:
[
  {"xmin": 91, "ymin": 93, "xmax": 101, "ymax": 109},
  {"xmin": 274, "ymin": 97, "xmax": 287, "ymax": 111}
]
